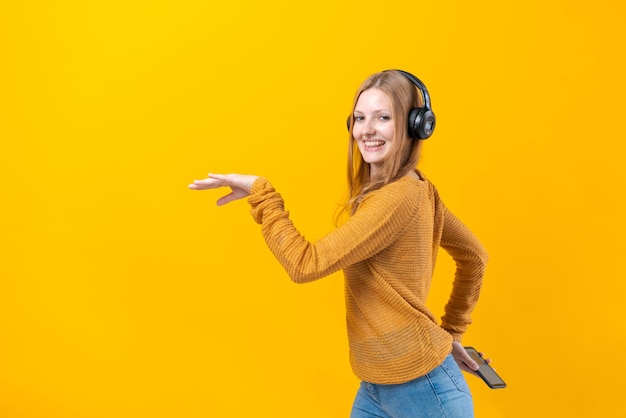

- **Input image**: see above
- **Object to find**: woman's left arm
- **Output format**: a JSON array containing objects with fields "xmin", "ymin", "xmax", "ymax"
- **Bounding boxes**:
[{"xmin": 439, "ymin": 208, "xmax": 489, "ymax": 342}]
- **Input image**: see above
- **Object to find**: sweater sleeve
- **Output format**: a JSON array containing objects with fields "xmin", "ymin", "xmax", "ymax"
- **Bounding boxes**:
[
  {"xmin": 247, "ymin": 177, "xmax": 418, "ymax": 283},
  {"xmin": 439, "ymin": 204, "xmax": 489, "ymax": 342}
]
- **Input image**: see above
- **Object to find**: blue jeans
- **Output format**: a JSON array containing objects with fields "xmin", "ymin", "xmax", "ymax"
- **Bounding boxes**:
[{"xmin": 350, "ymin": 355, "xmax": 473, "ymax": 418}]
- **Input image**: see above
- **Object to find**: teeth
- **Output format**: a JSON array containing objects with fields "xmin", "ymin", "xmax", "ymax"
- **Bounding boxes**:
[{"xmin": 364, "ymin": 141, "xmax": 385, "ymax": 147}]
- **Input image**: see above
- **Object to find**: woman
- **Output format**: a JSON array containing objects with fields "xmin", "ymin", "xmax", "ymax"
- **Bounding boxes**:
[{"xmin": 189, "ymin": 70, "xmax": 489, "ymax": 417}]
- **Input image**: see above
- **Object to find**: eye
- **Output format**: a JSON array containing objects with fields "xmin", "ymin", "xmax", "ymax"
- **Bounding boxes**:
[
  {"xmin": 354, "ymin": 115, "xmax": 364, "ymax": 122},
  {"xmin": 379, "ymin": 115, "xmax": 391, "ymax": 121}
]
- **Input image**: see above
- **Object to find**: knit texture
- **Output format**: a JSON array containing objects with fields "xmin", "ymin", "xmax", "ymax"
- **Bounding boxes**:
[{"xmin": 247, "ymin": 173, "xmax": 488, "ymax": 384}]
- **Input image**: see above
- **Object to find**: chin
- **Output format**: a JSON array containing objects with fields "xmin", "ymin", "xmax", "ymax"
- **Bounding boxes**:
[{"xmin": 361, "ymin": 152, "xmax": 387, "ymax": 166}]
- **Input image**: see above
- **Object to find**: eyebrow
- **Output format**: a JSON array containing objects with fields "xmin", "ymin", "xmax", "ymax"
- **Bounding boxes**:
[{"xmin": 353, "ymin": 108, "xmax": 391, "ymax": 114}]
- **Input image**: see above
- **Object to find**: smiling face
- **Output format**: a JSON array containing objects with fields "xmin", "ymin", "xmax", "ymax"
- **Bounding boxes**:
[{"xmin": 352, "ymin": 88, "xmax": 395, "ymax": 176}]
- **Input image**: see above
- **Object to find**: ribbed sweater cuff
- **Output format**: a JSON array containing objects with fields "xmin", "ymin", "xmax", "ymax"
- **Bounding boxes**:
[
  {"xmin": 248, "ymin": 176, "xmax": 268, "ymax": 196},
  {"xmin": 247, "ymin": 177, "xmax": 283, "ymax": 224}
]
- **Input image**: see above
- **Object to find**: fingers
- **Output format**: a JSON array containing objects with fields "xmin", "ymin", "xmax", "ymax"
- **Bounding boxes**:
[
  {"xmin": 452, "ymin": 355, "xmax": 478, "ymax": 375},
  {"xmin": 216, "ymin": 192, "xmax": 239, "ymax": 206},
  {"xmin": 188, "ymin": 173, "xmax": 227, "ymax": 190},
  {"xmin": 458, "ymin": 362, "xmax": 479, "ymax": 376},
  {"xmin": 188, "ymin": 180, "xmax": 213, "ymax": 190},
  {"xmin": 188, "ymin": 173, "xmax": 258, "ymax": 208},
  {"xmin": 464, "ymin": 356, "xmax": 479, "ymax": 372},
  {"xmin": 451, "ymin": 342, "xmax": 480, "ymax": 373},
  {"xmin": 207, "ymin": 173, "xmax": 227, "ymax": 181},
  {"xmin": 189, "ymin": 173, "xmax": 258, "ymax": 193}
]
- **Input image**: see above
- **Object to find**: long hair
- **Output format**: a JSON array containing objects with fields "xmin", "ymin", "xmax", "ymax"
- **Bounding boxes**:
[{"xmin": 342, "ymin": 70, "xmax": 425, "ymax": 216}]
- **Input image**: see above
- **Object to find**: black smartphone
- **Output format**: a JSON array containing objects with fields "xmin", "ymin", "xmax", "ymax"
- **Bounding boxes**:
[{"xmin": 464, "ymin": 346, "xmax": 507, "ymax": 389}]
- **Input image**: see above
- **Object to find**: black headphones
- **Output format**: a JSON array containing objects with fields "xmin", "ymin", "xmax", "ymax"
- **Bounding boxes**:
[{"xmin": 347, "ymin": 69, "xmax": 436, "ymax": 140}]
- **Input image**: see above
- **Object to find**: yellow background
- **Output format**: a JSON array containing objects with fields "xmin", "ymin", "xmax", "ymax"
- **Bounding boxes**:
[{"xmin": 1, "ymin": 0, "xmax": 625, "ymax": 416}]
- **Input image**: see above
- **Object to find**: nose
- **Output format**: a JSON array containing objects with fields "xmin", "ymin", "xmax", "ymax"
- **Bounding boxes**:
[{"xmin": 362, "ymin": 119, "xmax": 376, "ymax": 136}]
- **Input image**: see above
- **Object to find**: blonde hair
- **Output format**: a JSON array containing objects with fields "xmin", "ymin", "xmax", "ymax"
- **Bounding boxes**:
[{"xmin": 342, "ymin": 70, "xmax": 425, "ymax": 216}]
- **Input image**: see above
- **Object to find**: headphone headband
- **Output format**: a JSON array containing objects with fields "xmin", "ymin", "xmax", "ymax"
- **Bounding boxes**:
[{"xmin": 392, "ymin": 69, "xmax": 432, "ymax": 111}]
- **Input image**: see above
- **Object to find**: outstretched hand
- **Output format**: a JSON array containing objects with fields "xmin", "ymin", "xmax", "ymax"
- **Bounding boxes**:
[
  {"xmin": 189, "ymin": 173, "xmax": 259, "ymax": 206},
  {"xmin": 451, "ymin": 341, "xmax": 492, "ymax": 376}
]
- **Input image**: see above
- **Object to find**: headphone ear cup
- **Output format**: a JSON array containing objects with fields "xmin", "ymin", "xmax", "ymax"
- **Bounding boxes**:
[
  {"xmin": 418, "ymin": 109, "xmax": 436, "ymax": 139},
  {"xmin": 407, "ymin": 108, "xmax": 421, "ymax": 139},
  {"xmin": 409, "ymin": 108, "xmax": 436, "ymax": 139},
  {"xmin": 346, "ymin": 115, "xmax": 351, "ymax": 132}
]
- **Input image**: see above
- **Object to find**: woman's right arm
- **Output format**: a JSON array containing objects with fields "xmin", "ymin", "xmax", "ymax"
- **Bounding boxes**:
[
  {"xmin": 246, "ymin": 177, "xmax": 421, "ymax": 283},
  {"xmin": 190, "ymin": 174, "xmax": 421, "ymax": 284}
]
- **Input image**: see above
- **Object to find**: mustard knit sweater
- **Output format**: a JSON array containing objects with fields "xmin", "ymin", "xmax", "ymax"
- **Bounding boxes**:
[{"xmin": 247, "ymin": 172, "xmax": 488, "ymax": 385}]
